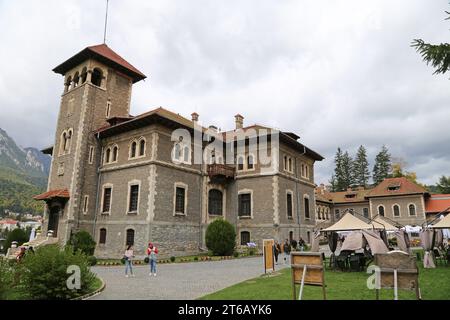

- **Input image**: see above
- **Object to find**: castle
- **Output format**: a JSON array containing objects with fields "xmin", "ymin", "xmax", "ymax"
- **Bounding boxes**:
[{"xmin": 34, "ymin": 44, "xmax": 324, "ymax": 258}]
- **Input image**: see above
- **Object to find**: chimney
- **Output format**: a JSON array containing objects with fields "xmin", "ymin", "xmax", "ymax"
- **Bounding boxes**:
[
  {"xmin": 235, "ymin": 114, "xmax": 244, "ymax": 130},
  {"xmin": 191, "ymin": 112, "xmax": 199, "ymax": 122}
]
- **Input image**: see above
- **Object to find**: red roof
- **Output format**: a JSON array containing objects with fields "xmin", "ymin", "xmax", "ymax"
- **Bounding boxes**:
[
  {"xmin": 34, "ymin": 189, "xmax": 70, "ymax": 201},
  {"xmin": 426, "ymin": 194, "xmax": 450, "ymax": 213},
  {"xmin": 366, "ymin": 177, "xmax": 427, "ymax": 198},
  {"xmin": 53, "ymin": 44, "xmax": 146, "ymax": 83},
  {"xmin": 0, "ymin": 219, "xmax": 18, "ymax": 225}
]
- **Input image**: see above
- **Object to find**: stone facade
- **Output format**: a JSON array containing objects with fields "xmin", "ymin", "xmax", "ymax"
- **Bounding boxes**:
[{"xmin": 38, "ymin": 44, "xmax": 324, "ymax": 259}]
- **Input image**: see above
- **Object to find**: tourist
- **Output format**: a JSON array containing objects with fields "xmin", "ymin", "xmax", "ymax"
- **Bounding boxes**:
[
  {"xmin": 16, "ymin": 247, "xmax": 26, "ymax": 262},
  {"xmin": 283, "ymin": 239, "xmax": 291, "ymax": 264},
  {"xmin": 298, "ymin": 237, "xmax": 305, "ymax": 251},
  {"xmin": 146, "ymin": 242, "xmax": 159, "ymax": 277},
  {"xmin": 273, "ymin": 241, "xmax": 280, "ymax": 265},
  {"xmin": 124, "ymin": 245, "xmax": 135, "ymax": 277}
]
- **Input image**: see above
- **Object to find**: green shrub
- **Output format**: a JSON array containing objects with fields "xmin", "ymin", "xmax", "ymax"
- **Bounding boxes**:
[
  {"xmin": 170, "ymin": 256, "xmax": 176, "ymax": 262},
  {"xmin": 233, "ymin": 251, "xmax": 239, "ymax": 258},
  {"xmin": 205, "ymin": 219, "xmax": 236, "ymax": 256},
  {"xmin": 4, "ymin": 228, "xmax": 28, "ymax": 251},
  {"xmin": 194, "ymin": 256, "xmax": 198, "ymax": 261},
  {"xmin": 0, "ymin": 258, "xmax": 14, "ymax": 299},
  {"xmin": 19, "ymin": 244, "xmax": 97, "ymax": 300},
  {"xmin": 248, "ymin": 248, "xmax": 256, "ymax": 256},
  {"xmin": 144, "ymin": 257, "xmax": 150, "ymax": 264},
  {"xmin": 87, "ymin": 256, "xmax": 97, "ymax": 266},
  {"xmin": 69, "ymin": 231, "xmax": 96, "ymax": 256},
  {"xmin": 120, "ymin": 258, "xmax": 126, "ymax": 264}
]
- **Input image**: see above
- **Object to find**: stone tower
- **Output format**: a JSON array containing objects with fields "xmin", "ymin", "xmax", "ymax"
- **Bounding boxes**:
[{"xmin": 38, "ymin": 44, "xmax": 146, "ymax": 244}]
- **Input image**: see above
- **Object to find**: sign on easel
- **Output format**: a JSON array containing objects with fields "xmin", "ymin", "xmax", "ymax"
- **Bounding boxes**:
[
  {"xmin": 373, "ymin": 251, "xmax": 421, "ymax": 300},
  {"xmin": 291, "ymin": 252, "xmax": 326, "ymax": 300},
  {"xmin": 263, "ymin": 239, "xmax": 275, "ymax": 274}
]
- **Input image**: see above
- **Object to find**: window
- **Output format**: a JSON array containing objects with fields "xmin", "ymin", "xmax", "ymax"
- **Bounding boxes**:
[
  {"xmin": 183, "ymin": 146, "xmax": 190, "ymax": 163},
  {"xmin": 287, "ymin": 193, "xmax": 293, "ymax": 219},
  {"xmin": 288, "ymin": 158, "xmax": 292, "ymax": 172},
  {"xmin": 307, "ymin": 231, "xmax": 311, "ymax": 243},
  {"xmin": 88, "ymin": 146, "xmax": 95, "ymax": 164},
  {"xmin": 363, "ymin": 208, "xmax": 369, "ymax": 218},
  {"xmin": 237, "ymin": 156, "xmax": 244, "ymax": 171},
  {"xmin": 83, "ymin": 195, "xmax": 89, "ymax": 214},
  {"xmin": 409, "ymin": 204, "xmax": 416, "ymax": 216},
  {"xmin": 91, "ymin": 68, "xmax": 103, "ymax": 87},
  {"xmin": 175, "ymin": 186, "xmax": 186, "ymax": 215},
  {"xmin": 99, "ymin": 228, "xmax": 107, "ymax": 244},
  {"xmin": 304, "ymin": 165, "xmax": 309, "ymax": 179},
  {"xmin": 106, "ymin": 101, "xmax": 112, "ymax": 118},
  {"xmin": 126, "ymin": 229, "xmax": 134, "ymax": 246},
  {"xmin": 304, "ymin": 197, "xmax": 310, "ymax": 219},
  {"xmin": 102, "ymin": 187, "xmax": 112, "ymax": 213},
  {"xmin": 208, "ymin": 189, "xmax": 223, "ymax": 216},
  {"xmin": 240, "ymin": 231, "xmax": 250, "ymax": 246},
  {"xmin": 173, "ymin": 143, "xmax": 182, "ymax": 161},
  {"xmin": 326, "ymin": 209, "xmax": 330, "ymax": 220},
  {"xmin": 130, "ymin": 141, "xmax": 137, "ymax": 158},
  {"xmin": 335, "ymin": 209, "xmax": 340, "ymax": 219},
  {"xmin": 172, "ymin": 143, "xmax": 190, "ymax": 164},
  {"xmin": 247, "ymin": 155, "xmax": 254, "ymax": 170},
  {"xmin": 128, "ymin": 184, "xmax": 139, "ymax": 213},
  {"xmin": 378, "ymin": 205, "xmax": 385, "ymax": 216},
  {"xmin": 283, "ymin": 156, "xmax": 288, "ymax": 170},
  {"xmin": 238, "ymin": 193, "xmax": 252, "ymax": 217},
  {"xmin": 139, "ymin": 139, "xmax": 146, "ymax": 157},
  {"xmin": 112, "ymin": 146, "xmax": 118, "ymax": 162},
  {"xmin": 66, "ymin": 130, "xmax": 73, "ymax": 153},
  {"xmin": 81, "ymin": 67, "xmax": 87, "ymax": 84},
  {"xmin": 393, "ymin": 205, "xmax": 400, "ymax": 217},
  {"xmin": 65, "ymin": 76, "xmax": 72, "ymax": 92},
  {"xmin": 105, "ymin": 148, "xmax": 111, "ymax": 164},
  {"xmin": 73, "ymin": 72, "xmax": 80, "ymax": 88},
  {"xmin": 284, "ymin": 155, "xmax": 293, "ymax": 173},
  {"xmin": 289, "ymin": 231, "xmax": 294, "ymax": 242}
]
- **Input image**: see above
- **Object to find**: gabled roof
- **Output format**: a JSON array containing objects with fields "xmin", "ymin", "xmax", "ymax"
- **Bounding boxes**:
[
  {"xmin": 322, "ymin": 212, "xmax": 373, "ymax": 232},
  {"xmin": 366, "ymin": 177, "xmax": 427, "ymax": 198},
  {"xmin": 53, "ymin": 44, "xmax": 146, "ymax": 83},
  {"xmin": 34, "ymin": 189, "xmax": 70, "ymax": 201},
  {"xmin": 426, "ymin": 194, "xmax": 450, "ymax": 213},
  {"xmin": 325, "ymin": 188, "xmax": 371, "ymax": 204}
]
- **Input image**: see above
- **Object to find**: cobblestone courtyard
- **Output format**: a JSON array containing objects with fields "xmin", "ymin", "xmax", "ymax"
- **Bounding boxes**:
[{"xmin": 89, "ymin": 257, "xmax": 289, "ymax": 300}]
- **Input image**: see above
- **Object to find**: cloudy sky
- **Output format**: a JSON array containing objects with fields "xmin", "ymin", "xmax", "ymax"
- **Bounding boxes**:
[{"xmin": 0, "ymin": 0, "xmax": 449, "ymax": 185}]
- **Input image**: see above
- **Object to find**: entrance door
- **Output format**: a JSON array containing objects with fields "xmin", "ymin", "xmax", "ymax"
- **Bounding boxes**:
[{"xmin": 48, "ymin": 206, "xmax": 60, "ymax": 237}]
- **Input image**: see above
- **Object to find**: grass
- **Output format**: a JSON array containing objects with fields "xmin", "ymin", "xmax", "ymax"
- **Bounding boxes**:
[{"xmin": 200, "ymin": 261, "xmax": 450, "ymax": 300}]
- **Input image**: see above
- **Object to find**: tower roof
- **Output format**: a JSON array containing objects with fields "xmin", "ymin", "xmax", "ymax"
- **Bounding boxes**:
[{"xmin": 53, "ymin": 44, "xmax": 146, "ymax": 83}]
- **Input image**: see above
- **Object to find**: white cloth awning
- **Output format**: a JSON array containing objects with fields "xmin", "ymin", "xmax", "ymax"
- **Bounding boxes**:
[
  {"xmin": 371, "ymin": 217, "xmax": 399, "ymax": 231},
  {"xmin": 431, "ymin": 213, "xmax": 450, "ymax": 229},
  {"xmin": 322, "ymin": 212, "xmax": 373, "ymax": 232}
]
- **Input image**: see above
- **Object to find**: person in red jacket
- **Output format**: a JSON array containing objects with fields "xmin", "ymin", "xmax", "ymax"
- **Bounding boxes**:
[{"xmin": 147, "ymin": 242, "xmax": 159, "ymax": 277}]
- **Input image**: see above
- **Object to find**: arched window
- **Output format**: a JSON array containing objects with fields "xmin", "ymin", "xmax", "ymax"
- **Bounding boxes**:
[
  {"xmin": 247, "ymin": 155, "xmax": 254, "ymax": 170},
  {"xmin": 139, "ymin": 139, "xmax": 146, "ymax": 157},
  {"xmin": 73, "ymin": 72, "xmax": 80, "ymax": 88},
  {"xmin": 130, "ymin": 141, "xmax": 137, "ymax": 158},
  {"xmin": 126, "ymin": 229, "xmax": 135, "ymax": 246},
  {"xmin": 105, "ymin": 148, "xmax": 111, "ymax": 164},
  {"xmin": 173, "ymin": 143, "xmax": 182, "ymax": 161},
  {"xmin": 65, "ymin": 76, "xmax": 72, "ymax": 92},
  {"xmin": 237, "ymin": 156, "xmax": 244, "ymax": 171},
  {"xmin": 66, "ymin": 129, "xmax": 73, "ymax": 152},
  {"xmin": 240, "ymin": 231, "xmax": 250, "ymax": 246},
  {"xmin": 304, "ymin": 196, "xmax": 310, "ymax": 219},
  {"xmin": 61, "ymin": 131, "xmax": 67, "ymax": 154},
  {"xmin": 91, "ymin": 68, "xmax": 103, "ymax": 87},
  {"xmin": 112, "ymin": 146, "xmax": 118, "ymax": 162},
  {"xmin": 208, "ymin": 189, "xmax": 223, "ymax": 216},
  {"xmin": 378, "ymin": 205, "xmax": 385, "ymax": 216},
  {"xmin": 288, "ymin": 158, "xmax": 292, "ymax": 172},
  {"xmin": 183, "ymin": 145, "xmax": 190, "ymax": 163},
  {"xmin": 409, "ymin": 204, "xmax": 416, "ymax": 216},
  {"xmin": 393, "ymin": 205, "xmax": 400, "ymax": 217},
  {"xmin": 81, "ymin": 67, "xmax": 87, "ymax": 84},
  {"xmin": 99, "ymin": 228, "xmax": 107, "ymax": 244},
  {"xmin": 326, "ymin": 209, "xmax": 330, "ymax": 220}
]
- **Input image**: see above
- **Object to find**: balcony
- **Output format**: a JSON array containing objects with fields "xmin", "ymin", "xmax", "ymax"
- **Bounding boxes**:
[{"xmin": 207, "ymin": 164, "xmax": 235, "ymax": 182}]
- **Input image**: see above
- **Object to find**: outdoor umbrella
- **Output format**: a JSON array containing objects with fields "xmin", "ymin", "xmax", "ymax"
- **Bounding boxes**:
[
  {"xmin": 395, "ymin": 230, "xmax": 410, "ymax": 253},
  {"xmin": 361, "ymin": 230, "xmax": 389, "ymax": 254},
  {"xmin": 419, "ymin": 229, "xmax": 436, "ymax": 268}
]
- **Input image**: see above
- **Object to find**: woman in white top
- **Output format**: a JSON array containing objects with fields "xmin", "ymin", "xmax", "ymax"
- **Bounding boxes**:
[{"xmin": 124, "ymin": 245, "xmax": 135, "ymax": 277}]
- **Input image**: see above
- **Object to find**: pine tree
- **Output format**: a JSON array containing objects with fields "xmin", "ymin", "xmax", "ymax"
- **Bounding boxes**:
[
  {"xmin": 372, "ymin": 145, "xmax": 391, "ymax": 185},
  {"xmin": 333, "ymin": 148, "xmax": 345, "ymax": 191},
  {"xmin": 329, "ymin": 174, "xmax": 337, "ymax": 192},
  {"xmin": 353, "ymin": 145, "xmax": 370, "ymax": 187},
  {"xmin": 341, "ymin": 151, "xmax": 354, "ymax": 190},
  {"xmin": 436, "ymin": 175, "xmax": 450, "ymax": 194}
]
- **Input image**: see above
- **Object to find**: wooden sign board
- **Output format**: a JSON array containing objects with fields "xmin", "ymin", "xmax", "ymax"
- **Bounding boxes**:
[
  {"xmin": 374, "ymin": 251, "xmax": 420, "ymax": 300},
  {"xmin": 291, "ymin": 252, "xmax": 326, "ymax": 300},
  {"xmin": 263, "ymin": 239, "xmax": 275, "ymax": 273}
]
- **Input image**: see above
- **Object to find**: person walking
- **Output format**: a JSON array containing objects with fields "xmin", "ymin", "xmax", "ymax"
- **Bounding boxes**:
[
  {"xmin": 283, "ymin": 239, "xmax": 291, "ymax": 264},
  {"xmin": 273, "ymin": 241, "xmax": 280, "ymax": 265},
  {"xmin": 124, "ymin": 245, "xmax": 135, "ymax": 277},
  {"xmin": 146, "ymin": 242, "xmax": 159, "ymax": 277},
  {"xmin": 298, "ymin": 237, "xmax": 305, "ymax": 251}
]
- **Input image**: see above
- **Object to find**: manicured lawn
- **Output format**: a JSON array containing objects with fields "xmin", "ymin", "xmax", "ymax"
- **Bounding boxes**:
[{"xmin": 200, "ymin": 262, "xmax": 450, "ymax": 300}]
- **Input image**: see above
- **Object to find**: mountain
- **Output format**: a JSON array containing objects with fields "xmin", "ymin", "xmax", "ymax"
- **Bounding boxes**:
[{"xmin": 0, "ymin": 128, "xmax": 51, "ymax": 215}]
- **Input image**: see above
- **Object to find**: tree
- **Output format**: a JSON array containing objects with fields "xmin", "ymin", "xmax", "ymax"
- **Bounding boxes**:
[
  {"xmin": 372, "ymin": 145, "xmax": 392, "ymax": 185},
  {"xmin": 4, "ymin": 228, "xmax": 28, "ymax": 251},
  {"xmin": 69, "ymin": 230, "xmax": 96, "ymax": 256},
  {"xmin": 390, "ymin": 159, "xmax": 420, "ymax": 184},
  {"xmin": 329, "ymin": 174, "xmax": 337, "ymax": 192},
  {"xmin": 353, "ymin": 145, "xmax": 370, "ymax": 187},
  {"xmin": 436, "ymin": 175, "xmax": 450, "ymax": 194},
  {"xmin": 341, "ymin": 151, "xmax": 354, "ymax": 190},
  {"xmin": 205, "ymin": 219, "xmax": 236, "ymax": 256},
  {"xmin": 333, "ymin": 148, "xmax": 345, "ymax": 191},
  {"xmin": 412, "ymin": 12, "xmax": 450, "ymax": 75}
]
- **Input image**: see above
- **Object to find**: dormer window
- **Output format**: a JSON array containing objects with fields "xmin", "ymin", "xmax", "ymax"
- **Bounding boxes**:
[
  {"xmin": 388, "ymin": 184, "xmax": 401, "ymax": 191},
  {"xmin": 345, "ymin": 193, "xmax": 356, "ymax": 199}
]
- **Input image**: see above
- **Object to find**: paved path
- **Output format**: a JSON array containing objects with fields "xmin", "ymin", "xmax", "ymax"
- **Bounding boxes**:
[{"xmin": 89, "ymin": 257, "xmax": 289, "ymax": 300}]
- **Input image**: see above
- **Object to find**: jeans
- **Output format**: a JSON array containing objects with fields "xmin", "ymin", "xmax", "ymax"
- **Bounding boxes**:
[
  {"xmin": 125, "ymin": 259, "xmax": 133, "ymax": 275},
  {"xmin": 150, "ymin": 259, "xmax": 157, "ymax": 274}
]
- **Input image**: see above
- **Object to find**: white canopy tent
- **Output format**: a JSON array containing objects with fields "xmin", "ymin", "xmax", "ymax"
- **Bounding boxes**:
[
  {"xmin": 371, "ymin": 216, "xmax": 399, "ymax": 232},
  {"xmin": 322, "ymin": 212, "xmax": 373, "ymax": 232},
  {"xmin": 431, "ymin": 213, "xmax": 450, "ymax": 229}
]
